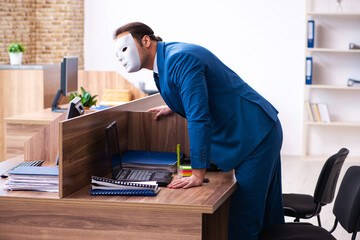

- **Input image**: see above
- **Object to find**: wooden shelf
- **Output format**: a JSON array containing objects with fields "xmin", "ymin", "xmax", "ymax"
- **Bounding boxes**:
[
  {"xmin": 305, "ymin": 85, "xmax": 360, "ymax": 90},
  {"xmin": 307, "ymin": 12, "xmax": 360, "ymax": 17},
  {"xmin": 307, "ymin": 48, "xmax": 360, "ymax": 53},
  {"xmin": 306, "ymin": 121, "xmax": 360, "ymax": 127}
]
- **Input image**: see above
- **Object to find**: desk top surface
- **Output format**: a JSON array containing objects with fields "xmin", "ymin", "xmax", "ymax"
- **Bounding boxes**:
[
  {"xmin": 3, "ymin": 106, "xmax": 69, "ymax": 125},
  {"xmin": 0, "ymin": 157, "xmax": 237, "ymax": 214}
]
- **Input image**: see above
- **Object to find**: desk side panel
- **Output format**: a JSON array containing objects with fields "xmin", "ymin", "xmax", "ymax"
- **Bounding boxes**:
[
  {"xmin": 60, "ymin": 94, "xmax": 164, "ymax": 198},
  {"xmin": 6, "ymin": 123, "xmax": 45, "ymax": 159},
  {"xmin": 60, "ymin": 110, "xmax": 128, "ymax": 198},
  {"xmin": 0, "ymin": 198, "xmax": 202, "ymax": 240},
  {"xmin": 24, "ymin": 112, "xmax": 66, "ymax": 163}
]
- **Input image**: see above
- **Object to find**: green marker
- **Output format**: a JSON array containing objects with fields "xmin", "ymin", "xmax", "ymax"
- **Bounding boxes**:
[{"xmin": 177, "ymin": 144, "xmax": 180, "ymax": 167}]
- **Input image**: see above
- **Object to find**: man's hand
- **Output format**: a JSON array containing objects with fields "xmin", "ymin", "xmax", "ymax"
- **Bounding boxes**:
[
  {"xmin": 167, "ymin": 168, "xmax": 206, "ymax": 189},
  {"xmin": 147, "ymin": 105, "xmax": 174, "ymax": 120}
]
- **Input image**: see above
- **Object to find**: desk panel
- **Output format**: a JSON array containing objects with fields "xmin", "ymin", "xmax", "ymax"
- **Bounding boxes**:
[{"xmin": 0, "ymin": 198, "xmax": 203, "ymax": 240}]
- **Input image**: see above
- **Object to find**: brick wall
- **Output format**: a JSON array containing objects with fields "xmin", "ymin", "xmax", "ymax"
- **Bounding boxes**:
[{"xmin": 0, "ymin": 0, "xmax": 84, "ymax": 69}]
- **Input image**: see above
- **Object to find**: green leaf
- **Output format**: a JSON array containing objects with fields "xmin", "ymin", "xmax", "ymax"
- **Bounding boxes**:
[
  {"xmin": 7, "ymin": 42, "xmax": 25, "ymax": 53},
  {"xmin": 71, "ymin": 87, "xmax": 97, "ymax": 107}
]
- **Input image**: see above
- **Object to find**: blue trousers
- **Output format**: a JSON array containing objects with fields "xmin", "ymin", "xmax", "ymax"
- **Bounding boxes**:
[{"xmin": 228, "ymin": 120, "xmax": 284, "ymax": 240}]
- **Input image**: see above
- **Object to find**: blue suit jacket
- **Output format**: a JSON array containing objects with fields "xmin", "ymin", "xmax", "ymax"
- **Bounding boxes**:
[{"xmin": 154, "ymin": 41, "xmax": 279, "ymax": 171}]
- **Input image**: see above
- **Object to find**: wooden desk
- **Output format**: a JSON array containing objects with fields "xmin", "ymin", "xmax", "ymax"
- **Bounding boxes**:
[
  {"xmin": 0, "ymin": 94, "xmax": 237, "ymax": 239},
  {"xmin": 0, "ymin": 156, "xmax": 236, "ymax": 239}
]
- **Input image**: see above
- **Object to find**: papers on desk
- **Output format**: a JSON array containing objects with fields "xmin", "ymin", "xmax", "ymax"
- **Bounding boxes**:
[{"xmin": 4, "ymin": 166, "xmax": 59, "ymax": 192}]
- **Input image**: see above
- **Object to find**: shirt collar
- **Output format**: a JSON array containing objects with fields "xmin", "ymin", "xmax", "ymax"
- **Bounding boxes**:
[{"xmin": 153, "ymin": 53, "xmax": 158, "ymax": 74}]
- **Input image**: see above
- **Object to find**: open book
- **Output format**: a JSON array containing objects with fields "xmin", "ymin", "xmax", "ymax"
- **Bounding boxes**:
[{"xmin": 90, "ymin": 176, "xmax": 161, "ymax": 196}]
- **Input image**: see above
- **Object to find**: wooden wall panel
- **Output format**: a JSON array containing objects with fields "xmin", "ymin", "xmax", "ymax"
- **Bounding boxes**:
[
  {"xmin": 127, "ymin": 112, "xmax": 189, "ymax": 156},
  {"xmin": 1, "ymin": 70, "xmax": 44, "ymax": 117},
  {"xmin": 0, "ymin": 72, "xmax": 4, "ymax": 162}
]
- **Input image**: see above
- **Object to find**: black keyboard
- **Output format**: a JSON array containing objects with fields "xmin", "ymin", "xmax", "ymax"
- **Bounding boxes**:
[
  {"xmin": 1, "ymin": 160, "xmax": 44, "ymax": 178},
  {"xmin": 128, "ymin": 170, "xmax": 154, "ymax": 181}
]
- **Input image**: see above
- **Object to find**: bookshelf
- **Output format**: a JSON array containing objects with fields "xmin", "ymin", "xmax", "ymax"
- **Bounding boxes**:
[{"xmin": 303, "ymin": 0, "xmax": 360, "ymax": 158}]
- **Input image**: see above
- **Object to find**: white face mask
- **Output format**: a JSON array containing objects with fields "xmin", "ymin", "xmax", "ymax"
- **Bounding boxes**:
[{"xmin": 115, "ymin": 33, "xmax": 141, "ymax": 73}]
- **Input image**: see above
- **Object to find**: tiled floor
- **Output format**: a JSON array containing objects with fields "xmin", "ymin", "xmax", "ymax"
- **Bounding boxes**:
[{"xmin": 281, "ymin": 155, "xmax": 360, "ymax": 240}]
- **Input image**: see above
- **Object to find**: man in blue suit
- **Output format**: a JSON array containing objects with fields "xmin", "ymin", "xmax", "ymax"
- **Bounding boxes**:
[{"xmin": 114, "ymin": 22, "xmax": 284, "ymax": 240}]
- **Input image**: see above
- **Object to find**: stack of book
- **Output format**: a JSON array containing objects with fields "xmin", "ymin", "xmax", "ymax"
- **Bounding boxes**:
[
  {"xmin": 90, "ymin": 176, "xmax": 161, "ymax": 196},
  {"xmin": 306, "ymin": 101, "xmax": 331, "ymax": 123},
  {"xmin": 4, "ymin": 166, "xmax": 59, "ymax": 192}
]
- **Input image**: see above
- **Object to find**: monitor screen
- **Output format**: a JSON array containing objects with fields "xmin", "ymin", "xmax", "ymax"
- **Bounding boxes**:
[
  {"xmin": 61, "ymin": 56, "xmax": 78, "ymax": 96},
  {"xmin": 106, "ymin": 121, "xmax": 122, "ymax": 177},
  {"xmin": 52, "ymin": 56, "xmax": 78, "ymax": 112}
]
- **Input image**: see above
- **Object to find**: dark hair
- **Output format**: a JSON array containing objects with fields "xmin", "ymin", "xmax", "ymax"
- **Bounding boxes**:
[{"xmin": 113, "ymin": 22, "xmax": 162, "ymax": 45}]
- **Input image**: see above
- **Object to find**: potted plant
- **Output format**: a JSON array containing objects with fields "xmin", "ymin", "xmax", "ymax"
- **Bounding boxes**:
[
  {"xmin": 8, "ymin": 42, "xmax": 25, "ymax": 65},
  {"xmin": 69, "ymin": 87, "xmax": 98, "ymax": 109}
]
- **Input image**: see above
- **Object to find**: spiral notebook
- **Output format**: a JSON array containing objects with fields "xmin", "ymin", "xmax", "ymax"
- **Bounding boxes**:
[
  {"xmin": 90, "ymin": 176, "xmax": 161, "ymax": 196},
  {"xmin": 89, "ymin": 189, "xmax": 158, "ymax": 196}
]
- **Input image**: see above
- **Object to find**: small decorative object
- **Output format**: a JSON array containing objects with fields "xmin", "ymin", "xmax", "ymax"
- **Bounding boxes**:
[
  {"xmin": 7, "ymin": 42, "xmax": 25, "ymax": 65},
  {"xmin": 336, "ymin": 0, "xmax": 343, "ymax": 13},
  {"xmin": 349, "ymin": 42, "xmax": 360, "ymax": 50},
  {"xmin": 69, "ymin": 87, "xmax": 98, "ymax": 109}
]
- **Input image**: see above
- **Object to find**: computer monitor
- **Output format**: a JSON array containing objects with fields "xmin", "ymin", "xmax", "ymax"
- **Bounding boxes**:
[{"xmin": 51, "ymin": 56, "xmax": 78, "ymax": 112}]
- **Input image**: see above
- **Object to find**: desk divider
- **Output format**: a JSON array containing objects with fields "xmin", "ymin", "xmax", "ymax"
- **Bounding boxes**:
[
  {"xmin": 24, "ymin": 94, "xmax": 190, "ymax": 198},
  {"xmin": 24, "ymin": 112, "xmax": 66, "ymax": 164}
]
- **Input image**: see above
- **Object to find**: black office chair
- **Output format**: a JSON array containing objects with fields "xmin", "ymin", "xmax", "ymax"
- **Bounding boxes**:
[
  {"xmin": 259, "ymin": 165, "xmax": 360, "ymax": 240},
  {"xmin": 282, "ymin": 148, "xmax": 349, "ymax": 227}
]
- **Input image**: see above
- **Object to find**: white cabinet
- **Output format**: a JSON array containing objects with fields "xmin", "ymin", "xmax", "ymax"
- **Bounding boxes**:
[{"xmin": 303, "ymin": 0, "xmax": 360, "ymax": 158}]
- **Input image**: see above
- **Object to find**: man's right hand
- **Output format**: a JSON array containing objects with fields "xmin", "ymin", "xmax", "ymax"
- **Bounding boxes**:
[{"xmin": 147, "ymin": 105, "xmax": 174, "ymax": 120}]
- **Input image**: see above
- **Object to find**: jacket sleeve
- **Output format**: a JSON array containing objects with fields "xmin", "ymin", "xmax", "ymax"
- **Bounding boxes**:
[{"xmin": 167, "ymin": 53, "xmax": 211, "ymax": 169}]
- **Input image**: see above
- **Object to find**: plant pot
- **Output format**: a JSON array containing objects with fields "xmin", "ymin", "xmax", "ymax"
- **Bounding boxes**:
[{"xmin": 9, "ymin": 52, "xmax": 23, "ymax": 65}]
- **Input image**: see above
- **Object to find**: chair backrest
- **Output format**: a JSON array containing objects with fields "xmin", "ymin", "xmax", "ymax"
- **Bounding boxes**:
[
  {"xmin": 313, "ymin": 148, "xmax": 349, "ymax": 205},
  {"xmin": 333, "ymin": 166, "xmax": 360, "ymax": 234}
]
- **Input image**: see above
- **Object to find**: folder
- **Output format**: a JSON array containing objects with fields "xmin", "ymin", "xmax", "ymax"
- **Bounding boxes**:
[
  {"xmin": 307, "ymin": 20, "xmax": 314, "ymax": 48},
  {"xmin": 306, "ymin": 57, "xmax": 313, "ymax": 85},
  {"xmin": 8, "ymin": 166, "xmax": 59, "ymax": 176},
  {"xmin": 121, "ymin": 150, "xmax": 183, "ymax": 173}
]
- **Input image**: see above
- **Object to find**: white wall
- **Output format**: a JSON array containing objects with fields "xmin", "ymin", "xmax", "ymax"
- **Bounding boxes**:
[{"xmin": 84, "ymin": 0, "xmax": 306, "ymax": 156}]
